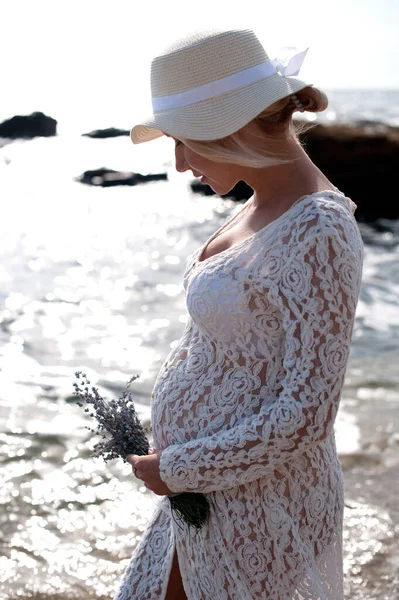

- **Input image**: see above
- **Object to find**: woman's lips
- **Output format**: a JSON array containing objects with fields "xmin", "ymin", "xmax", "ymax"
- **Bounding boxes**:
[{"xmin": 191, "ymin": 172, "xmax": 207, "ymax": 183}]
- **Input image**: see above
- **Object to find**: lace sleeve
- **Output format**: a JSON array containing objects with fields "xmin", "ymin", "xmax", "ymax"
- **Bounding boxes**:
[{"xmin": 159, "ymin": 224, "xmax": 363, "ymax": 494}]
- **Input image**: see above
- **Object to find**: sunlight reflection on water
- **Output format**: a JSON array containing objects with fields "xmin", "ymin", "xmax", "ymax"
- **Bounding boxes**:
[{"xmin": 0, "ymin": 133, "xmax": 398, "ymax": 599}]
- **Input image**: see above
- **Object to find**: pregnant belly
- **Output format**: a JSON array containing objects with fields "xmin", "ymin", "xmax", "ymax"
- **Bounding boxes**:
[
  {"xmin": 150, "ymin": 371, "xmax": 223, "ymax": 450},
  {"xmin": 150, "ymin": 356, "xmax": 268, "ymax": 451}
]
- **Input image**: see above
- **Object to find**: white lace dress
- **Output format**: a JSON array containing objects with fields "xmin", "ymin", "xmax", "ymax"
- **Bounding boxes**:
[{"xmin": 114, "ymin": 190, "xmax": 364, "ymax": 600}]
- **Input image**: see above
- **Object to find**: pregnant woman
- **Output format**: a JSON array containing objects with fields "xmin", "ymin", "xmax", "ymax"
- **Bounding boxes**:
[{"xmin": 114, "ymin": 28, "xmax": 364, "ymax": 600}]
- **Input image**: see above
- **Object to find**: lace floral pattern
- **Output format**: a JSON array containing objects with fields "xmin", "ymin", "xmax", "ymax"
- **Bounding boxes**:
[{"xmin": 114, "ymin": 191, "xmax": 364, "ymax": 600}]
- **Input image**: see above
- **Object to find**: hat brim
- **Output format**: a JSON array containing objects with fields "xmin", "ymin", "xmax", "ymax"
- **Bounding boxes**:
[{"xmin": 130, "ymin": 74, "xmax": 310, "ymax": 144}]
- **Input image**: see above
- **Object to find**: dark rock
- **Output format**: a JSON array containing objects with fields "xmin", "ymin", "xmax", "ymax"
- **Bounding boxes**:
[
  {"xmin": 76, "ymin": 168, "xmax": 167, "ymax": 187},
  {"xmin": 300, "ymin": 123, "xmax": 399, "ymax": 222},
  {"xmin": 82, "ymin": 127, "xmax": 130, "ymax": 138},
  {"xmin": 190, "ymin": 123, "xmax": 399, "ymax": 221},
  {"xmin": 0, "ymin": 111, "xmax": 57, "ymax": 139}
]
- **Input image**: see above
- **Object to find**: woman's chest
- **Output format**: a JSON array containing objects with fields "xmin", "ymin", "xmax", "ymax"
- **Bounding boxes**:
[
  {"xmin": 199, "ymin": 220, "xmax": 257, "ymax": 262},
  {"xmin": 184, "ymin": 264, "xmax": 283, "ymax": 347},
  {"xmin": 199, "ymin": 206, "xmax": 280, "ymax": 263}
]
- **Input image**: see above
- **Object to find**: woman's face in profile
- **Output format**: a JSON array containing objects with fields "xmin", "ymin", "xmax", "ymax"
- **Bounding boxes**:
[{"xmin": 168, "ymin": 135, "xmax": 241, "ymax": 196}]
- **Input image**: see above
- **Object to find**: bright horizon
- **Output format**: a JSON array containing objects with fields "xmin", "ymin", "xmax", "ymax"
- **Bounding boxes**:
[{"xmin": 1, "ymin": 0, "xmax": 398, "ymax": 131}]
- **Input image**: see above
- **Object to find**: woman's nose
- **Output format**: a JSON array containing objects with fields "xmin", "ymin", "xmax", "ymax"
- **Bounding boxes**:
[{"xmin": 175, "ymin": 147, "xmax": 190, "ymax": 173}]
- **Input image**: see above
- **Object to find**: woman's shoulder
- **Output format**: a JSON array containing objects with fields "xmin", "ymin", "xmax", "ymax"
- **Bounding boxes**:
[
  {"xmin": 248, "ymin": 188, "xmax": 363, "ymax": 265},
  {"xmin": 247, "ymin": 190, "xmax": 363, "ymax": 289},
  {"xmin": 281, "ymin": 189, "xmax": 360, "ymax": 239},
  {"xmin": 294, "ymin": 188, "xmax": 357, "ymax": 218},
  {"xmin": 304, "ymin": 188, "xmax": 357, "ymax": 217}
]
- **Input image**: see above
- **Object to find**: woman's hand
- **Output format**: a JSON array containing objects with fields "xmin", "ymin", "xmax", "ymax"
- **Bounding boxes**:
[{"xmin": 126, "ymin": 448, "xmax": 174, "ymax": 496}]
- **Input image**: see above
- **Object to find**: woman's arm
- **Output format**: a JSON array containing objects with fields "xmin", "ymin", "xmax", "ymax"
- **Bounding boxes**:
[{"xmin": 159, "ymin": 222, "xmax": 363, "ymax": 494}]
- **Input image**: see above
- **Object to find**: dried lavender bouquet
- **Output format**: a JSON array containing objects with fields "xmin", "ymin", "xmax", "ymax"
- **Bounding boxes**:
[{"xmin": 72, "ymin": 371, "xmax": 210, "ymax": 530}]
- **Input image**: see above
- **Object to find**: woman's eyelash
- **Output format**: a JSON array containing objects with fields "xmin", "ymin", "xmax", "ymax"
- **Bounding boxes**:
[{"xmin": 175, "ymin": 140, "xmax": 183, "ymax": 147}]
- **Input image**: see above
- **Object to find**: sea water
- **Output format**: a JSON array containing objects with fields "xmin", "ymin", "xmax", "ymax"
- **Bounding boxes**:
[{"xmin": 0, "ymin": 93, "xmax": 398, "ymax": 599}]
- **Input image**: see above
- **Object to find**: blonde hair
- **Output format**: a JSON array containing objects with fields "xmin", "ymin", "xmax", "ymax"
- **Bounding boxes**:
[{"xmin": 180, "ymin": 86, "xmax": 328, "ymax": 167}]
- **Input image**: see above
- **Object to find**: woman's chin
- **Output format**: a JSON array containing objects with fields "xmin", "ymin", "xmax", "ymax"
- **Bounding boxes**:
[{"xmin": 203, "ymin": 179, "xmax": 233, "ymax": 196}]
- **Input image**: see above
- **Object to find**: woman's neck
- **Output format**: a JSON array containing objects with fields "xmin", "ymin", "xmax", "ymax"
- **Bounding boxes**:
[{"xmin": 242, "ymin": 141, "xmax": 334, "ymax": 210}]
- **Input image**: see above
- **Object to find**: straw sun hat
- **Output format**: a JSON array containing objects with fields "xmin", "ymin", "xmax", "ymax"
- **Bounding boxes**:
[{"xmin": 130, "ymin": 28, "xmax": 311, "ymax": 145}]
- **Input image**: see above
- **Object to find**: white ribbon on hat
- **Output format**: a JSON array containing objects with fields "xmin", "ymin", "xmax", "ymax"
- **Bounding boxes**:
[
  {"xmin": 152, "ymin": 47, "xmax": 309, "ymax": 112},
  {"xmin": 271, "ymin": 47, "xmax": 309, "ymax": 77}
]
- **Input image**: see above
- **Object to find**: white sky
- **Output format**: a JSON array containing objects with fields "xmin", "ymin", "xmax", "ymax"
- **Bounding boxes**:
[{"xmin": 1, "ymin": 0, "xmax": 398, "ymax": 128}]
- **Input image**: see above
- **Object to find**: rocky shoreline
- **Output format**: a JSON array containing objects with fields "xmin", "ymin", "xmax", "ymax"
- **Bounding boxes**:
[{"xmin": 1, "ymin": 112, "xmax": 398, "ymax": 221}]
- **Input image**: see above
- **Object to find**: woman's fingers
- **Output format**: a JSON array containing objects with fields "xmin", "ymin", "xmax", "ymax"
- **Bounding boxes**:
[
  {"xmin": 125, "ymin": 451, "xmax": 171, "ymax": 495},
  {"xmin": 125, "ymin": 455, "xmax": 141, "ymax": 478},
  {"xmin": 126, "ymin": 449, "xmax": 155, "ymax": 463}
]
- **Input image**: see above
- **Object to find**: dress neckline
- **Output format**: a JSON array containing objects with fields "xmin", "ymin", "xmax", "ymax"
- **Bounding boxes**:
[{"xmin": 196, "ymin": 188, "xmax": 349, "ymax": 267}]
